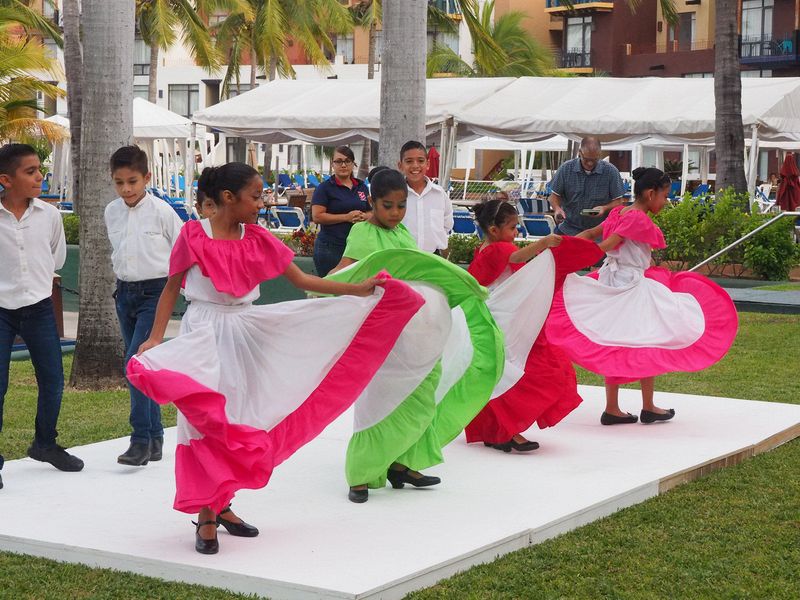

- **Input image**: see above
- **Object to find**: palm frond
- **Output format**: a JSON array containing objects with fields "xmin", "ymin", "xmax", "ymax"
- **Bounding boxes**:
[
  {"xmin": 427, "ymin": 43, "xmax": 475, "ymax": 78},
  {"xmin": 0, "ymin": 1, "xmax": 63, "ymax": 46},
  {"xmin": 175, "ymin": 0, "xmax": 222, "ymax": 69}
]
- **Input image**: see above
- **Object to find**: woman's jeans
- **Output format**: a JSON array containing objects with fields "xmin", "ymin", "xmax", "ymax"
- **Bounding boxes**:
[{"xmin": 313, "ymin": 237, "xmax": 347, "ymax": 278}]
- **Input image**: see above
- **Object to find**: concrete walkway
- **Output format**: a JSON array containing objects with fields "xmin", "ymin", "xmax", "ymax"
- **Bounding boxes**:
[
  {"xmin": 63, "ymin": 312, "xmax": 182, "ymax": 340},
  {"xmin": 724, "ymin": 288, "xmax": 800, "ymax": 313}
]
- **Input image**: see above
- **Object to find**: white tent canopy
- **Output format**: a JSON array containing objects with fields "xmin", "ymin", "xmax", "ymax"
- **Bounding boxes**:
[{"xmin": 45, "ymin": 98, "xmax": 197, "ymax": 204}]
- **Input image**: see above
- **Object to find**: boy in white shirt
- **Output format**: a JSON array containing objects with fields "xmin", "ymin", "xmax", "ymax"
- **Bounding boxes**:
[
  {"xmin": 397, "ymin": 141, "xmax": 454, "ymax": 256},
  {"xmin": 105, "ymin": 146, "xmax": 183, "ymax": 466},
  {"xmin": 0, "ymin": 144, "xmax": 84, "ymax": 489}
]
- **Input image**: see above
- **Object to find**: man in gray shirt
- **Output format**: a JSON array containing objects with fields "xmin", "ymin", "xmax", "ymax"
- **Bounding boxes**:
[{"xmin": 548, "ymin": 137, "xmax": 625, "ymax": 236}]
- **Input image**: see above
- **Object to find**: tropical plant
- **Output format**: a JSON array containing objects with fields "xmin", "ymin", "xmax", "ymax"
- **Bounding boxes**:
[
  {"xmin": 135, "ymin": 0, "xmax": 250, "ymax": 103},
  {"xmin": 0, "ymin": 20, "xmax": 65, "ymax": 143},
  {"xmin": 0, "ymin": 0, "xmax": 62, "ymax": 45},
  {"xmin": 62, "ymin": 0, "xmax": 81, "ymax": 213},
  {"xmin": 427, "ymin": 0, "xmax": 554, "ymax": 77}
]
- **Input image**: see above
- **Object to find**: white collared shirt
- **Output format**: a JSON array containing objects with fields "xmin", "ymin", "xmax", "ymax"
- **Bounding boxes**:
[
  {"xmin": 402, "ymin": 179, "xmax": 454, "ymax": 253},
  {"xmin": 104, "ymin": 193, "xmax": 183, "ymax": 282},
  {"xmin": 0, "ymin": 198, "xmax": 66, "ymax": 310}
]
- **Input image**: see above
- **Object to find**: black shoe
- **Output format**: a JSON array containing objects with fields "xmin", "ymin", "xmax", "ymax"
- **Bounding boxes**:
[
  {"xmin": 348, "ymin": 487, "xmax": 368, "ymax": 503},
  {"xmin": 600, "ymin": 412, "xmax": 638, "ymax": 426},
  {"xmin": 387, "ymin": 467, "xmax": 441, "ymax": 489},
  {"xmin": 27, "ymin": 443, "xmax": 84, "ymax": 471},
  {"xmin": 490, "ymin": 438, "xmax": 540, "ymax": 453},
  {"xmin": 0, "ymin": 471, "xmax": 3, "ymax": 489},
  {"xmin": 117, "ymin": 442, "xmax": 151, "ymax": 466},
  {"xmin": 149, "ymin": 437, "xmax": 163, "ymax": 462},
  {"xmin": 193, "ymin": 520, "xmax": 219, "ymax": 554},
  {"xmin": 640, "ymin": 409, "xmax": 675, "ymax": 424},
  {"xmin": 216, "ymin": 506, "xmax": 259, "ymax": 537}
]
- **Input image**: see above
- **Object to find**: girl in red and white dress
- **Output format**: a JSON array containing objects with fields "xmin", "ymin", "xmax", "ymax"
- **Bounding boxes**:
[
  {"xmin": 547, "ymin": 167, "xmax": 737, "ymax": 425},
  {"xmin": 128, "ymin": 163, "xmax": 423, "ymax": 555},
  {"xmin": 464, "ymin": 200, "xmax": 604, "ymax": 452}
]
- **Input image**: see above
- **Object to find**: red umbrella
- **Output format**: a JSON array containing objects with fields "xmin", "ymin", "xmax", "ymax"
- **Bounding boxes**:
[
  {"xmin": 426, "ymin": 145, "xmax": 440, "ymax": 180},
  {"xmin": 777, "ymin": 153, "xmax": 800, "ymax": 211}
]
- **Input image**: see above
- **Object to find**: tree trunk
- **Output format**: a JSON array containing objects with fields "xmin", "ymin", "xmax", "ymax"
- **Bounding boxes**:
[
  {"xmin": 148, "ymin": 42, "xmax": 159, "ymax": 103},
  {"xmin": 262, "ymin": 54, "xmax": 278, "ymax": 187},
  {"xmin": 62, "ymin": 0, "xmax": 82, "ymax": 216},
  {"xmin": 357, "ymin": 20, "xmax": 378, "ymax": 180},
  {"xmin": 378, "ymin": 0, "xmax": 426, "ymax": 166},
  {"xmin": 250, "ymin": 48, "xmax": 257, "ymax": 87},
  {"xmin": 714, "ymin": 0, "xmax": 747, "ymax": 193},
  {"xmin": 70, "ymin": 0, "xmax": 134, "ymax": 389}
]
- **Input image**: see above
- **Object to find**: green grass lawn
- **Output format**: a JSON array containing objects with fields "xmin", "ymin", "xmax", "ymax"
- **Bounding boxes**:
[
  {"xmin": 754, "ymin": 282, "xmax": 800, "ymax": 291},
  {"xmin": 0, "ymin": 313, "xmax": 798, "ymax": 599}
]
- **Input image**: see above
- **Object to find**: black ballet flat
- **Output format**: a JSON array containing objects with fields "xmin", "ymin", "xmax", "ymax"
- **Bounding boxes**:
[
  {"xmin": 387, "ymin": 467, "xmax": 441, "ymax": 489},
  {"xmin": 348, "ymin": 487, "xmax": 369, "ymax": 503},
  {"xmin": 600, "ymin": 411, "xmax": 639, "ymax": 425},
  {"xmin": 640, "ymin": 409, "xmax": 675, "ymax": 424},
  {"xmin": 490, "ymin": 439, "xmax": 540, "ymax": 453},
  {"xmin": 193, "ymin": 520, "xmax": 219, "ymax": 554},
  {"xmin": 216, "ymin": 506, "xmax": 259, "ymax": 537}
]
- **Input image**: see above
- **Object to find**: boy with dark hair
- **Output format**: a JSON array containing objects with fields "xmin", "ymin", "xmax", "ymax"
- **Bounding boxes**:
[
  {"xmin": 105, "ymin": 145, "xmax": 182, "ymax": 466},
  {"xmin": 397, "ymin": 140, "xmax": 453, "ymax": 255},
  {"xmin": 0, "ymin": 143, "xmax": 84, "ymax": 489}
]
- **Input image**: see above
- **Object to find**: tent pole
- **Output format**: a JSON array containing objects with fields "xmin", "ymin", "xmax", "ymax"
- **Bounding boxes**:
[
  {"xmin": 680, "ymin": 144, "xmax": 689, "ymax": 196},
  {"xmin": 746, "ymin": 126, "xmax": 759, "ymax": 195}
]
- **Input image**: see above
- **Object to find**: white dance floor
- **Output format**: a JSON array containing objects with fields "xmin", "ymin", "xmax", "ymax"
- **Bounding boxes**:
[{"xmin": 1, "ymin": 386, "xmax": 798, "ymax": 600}]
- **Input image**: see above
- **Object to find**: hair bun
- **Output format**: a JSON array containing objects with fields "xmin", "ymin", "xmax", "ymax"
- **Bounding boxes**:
[
  {"xmin": 473, "ymin": 202, "xmax": 487, "ymax": 220},
  {"xmin": 631, "ymin": 167, "xmax": 647, "ymax": 181}
]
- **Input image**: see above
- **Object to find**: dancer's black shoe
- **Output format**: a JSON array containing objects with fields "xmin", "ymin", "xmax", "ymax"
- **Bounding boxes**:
[
  {"xmin": 216, "ymin": 505, "xmax": 259, "ymax": 537},
  {"xmin": 600, "ymin": 411, "xmax": 638, "ymax": 425},
  {"xmin": 193, "ymin": 520, "xmax": 219, "ymax": 554},
  {"xmin": 640, "ymin": 408, "xmax": 675, "ymax": 424},
  {"xmin": 348, "ymin": 487, "xmax": 368, "ymax": 503},
  {"xmin": 490, "ymin": 438, "xmax": 540, "ymax": 453},
  {"xmin": 387, "ymin": 467, "xmax": 440, "ymax": 489}
]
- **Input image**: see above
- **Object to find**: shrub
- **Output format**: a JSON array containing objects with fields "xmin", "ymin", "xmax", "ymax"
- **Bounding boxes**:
[
  {"xmin": 447, "ymin": 234, "xmax": 482, "ymax": 264},
  {"xmin": 743, "ymin": 214, "xmax": 800, "ymax": 280},
  {"xmin": 62, "ymin": 214, "xmax": 79, "ymax": 244}
]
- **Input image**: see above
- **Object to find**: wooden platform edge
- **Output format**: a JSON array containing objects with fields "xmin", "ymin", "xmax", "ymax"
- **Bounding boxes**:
[{"xmin": 658, "ymin": 421, "xmax": 800, "ymax": 494}]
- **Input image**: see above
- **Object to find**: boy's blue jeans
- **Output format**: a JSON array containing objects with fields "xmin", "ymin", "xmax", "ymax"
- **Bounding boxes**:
[
  {"xmin": 115, "ymin": 278, "xmax": 166, "ymax": 445},
  {"xmin": 0, "ymin": 298, "xmax": 65, "ymax": 471}
]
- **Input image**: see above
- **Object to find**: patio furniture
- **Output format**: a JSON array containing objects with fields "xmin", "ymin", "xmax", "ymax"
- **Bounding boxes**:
[
  {"xmin": 522, "ymin": 214, "xmax": 556, "ymax": 239},
  {"xmin": 452, "ymin": 209, "xmax": 477, "ymax": 235},
  {"xmin": 270, "ymin": 206, "xmax": 306, "ymax": 232}
]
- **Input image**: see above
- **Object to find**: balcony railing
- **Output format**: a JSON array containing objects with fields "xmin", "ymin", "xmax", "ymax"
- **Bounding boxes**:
[
  {"xmin": 556, "ymin": 49, "xmax": 592, "ymax": 69},
  {"xmin": 546, "ymin": 0, "xmax": 614, "ymax": 10},
  {"xmin": 740, "ymin": 32, "xmax": 798, "ymax": 64},
  {"xmin": 624, "ymin": 39, "xmax": 714, "ymax": 56},
  {"xmin": 429, "ymin": 0, "xmax": 461, "ymax": 15}
]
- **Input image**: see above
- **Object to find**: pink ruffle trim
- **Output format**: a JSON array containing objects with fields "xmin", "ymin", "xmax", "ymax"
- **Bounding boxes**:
[
  {"xmin": 169, "ymin": 220, "xmax": 295, "ymax": 296},
  {"xmin": 127, "ymin": 277, "xmax": 424, "ymax": 514},
  {"xmin": 546, "ymin": 267, "xmax": 738, "ymax": 382},
  {"xmin": 603, "ymin": 206, "xmax": 666, "ymax": 250}
]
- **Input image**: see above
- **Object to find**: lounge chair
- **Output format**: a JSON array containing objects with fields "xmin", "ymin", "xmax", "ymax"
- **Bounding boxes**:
[
  {"xmin": 270, "ymin": 206, "xmax": 306, "ymax": 232},
  {"xmin": 452, "ymin": 209, "xmax": 477, "ymax": 235},
  {"xmin": 522, "ymin": 214, "xmax": 556, "ymax": 239},
  {"xmin": 754, "ymin": 184, "xmax": 777, "ymax": 214},
  {"xmin": 307, "ymin": 173, "xmax": 322, "ymax": 188}
]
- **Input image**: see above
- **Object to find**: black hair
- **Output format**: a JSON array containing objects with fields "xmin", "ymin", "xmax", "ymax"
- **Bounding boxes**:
[
  {"xmin": 367, "ymin": 165, "xmax": 390, "ymax": 183},
  {"xmin": 197, "ymin": 162, "xmax": 260, "ymax": 205},
  {"xmin": 632, "ymin": 167, "xmax": 671, "ymax": 198},
  {"xmin": 109, "ymin": 145, "xmax": 149, "ymax": 176},
  {"xmin": 333, "ymin": 145, "xmax": 355, "ymax": 162},
  {"xmin": 400, "ymin": 140, "xmax": 426, "ymax": 159},
  {"xmin": 473, "ymin": 199, "xmax": 518, "ymax": 234},
  {"xmin": 0, "ymin": 143, "xmax": 38, "ymax": 176},
  {"xmin": 369, "ymin": 168, "xmax": 408, "ymax": 202}
]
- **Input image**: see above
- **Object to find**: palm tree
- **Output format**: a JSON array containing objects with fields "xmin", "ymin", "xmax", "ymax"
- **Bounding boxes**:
[
  {"xmin": 378, "ymin": 0, "xmax": 427, "ymax": 166},
  {"xmin": 713, "ymin": 0, "xmax": 747, "ymax": 193},
  {"xmin": 69, "ymin": 0, "xmax": 135, "ymax": 389},
  {"xmin": 0, "ymin": 0, "xmax": 62, "ymax": 45},
  {"xmin": 0, "ymin": 20, "xmax": 65, "ymax": 142},
  {"xmin": 426, "ymin": 0, "xmax": 554, "ymax": 77},
  {"xmin": 62, "ymin": 0, "xmax": 82, "ymax": 213},
  {"xmin": 135, "ymin": 1, "xmax": 250, "ymax": 104}
]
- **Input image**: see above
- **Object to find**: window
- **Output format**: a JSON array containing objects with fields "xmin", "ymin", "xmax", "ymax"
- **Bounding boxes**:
[
  {"xmin": 374, "ymin": 29, "xmax": 383, "ymax": 64},
  {"xmin": 288, "ymin": 145, "xmax": 302, "ymax": 167},
  {"xmin": 134, "ymin": 85, "xmax": 149, "ymax": 99},
  {"xmin": 42, "ymin": 1, "xmax": 57, "ymax": 20},
  {"xmin": 168, "ymin": 84, "xmax": 199, "ymax": 118},
  {"xmin": 741, "ymin": 0, "xmax": 774, "ymax": 56},
  {"xmin": 208, "ymin": 12, "xmax": 228, "ymax": 27},
  {"xmin": 564, "ymin": 16, "xmax": 592, "ymax": 68},
  {"xmin": 43, "ymin": 39, "xmax": 58, "ymax": 60},
  {"xmin": 427, "ymin": 28, "xmax": 459, "ymax": 54},
  {"xmin": 333, "ymin": 34, "xmax": 354, "ymax": 64},
  {"xmin": 741, "ymin": 69, "xmax": 773, "ymax": 77},
  {"xmin": 683, "ymin": 72, "xmax": 713, "ymax": 78},
  {"xmin": 134, "ymin": 38, "xmax": 151, "ymax": 76},
  {"xmin": 227, "ymin": 83, "xmax": 254, "ymax": 99}
]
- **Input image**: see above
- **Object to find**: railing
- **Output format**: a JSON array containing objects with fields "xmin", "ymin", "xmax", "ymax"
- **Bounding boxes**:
[
  {"xmin": 546, "ymin": 0, "xmax": 613, "ymax": 8},
  {"xmin": 740, "ymin": 32, "xmax": 796, "ymax": 60},
  {"xmin": 689, "ymin": 211, "xmax": 800, "ymax": 272},
  {"xmin": 555, "ymin": 49, "xmax": 592, "ymax": 68},
  {"xmin": 625, "ymin": 39, "xmax": 714, "ymax": 55}
]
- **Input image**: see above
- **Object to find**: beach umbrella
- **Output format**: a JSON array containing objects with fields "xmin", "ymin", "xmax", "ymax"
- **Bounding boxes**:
[
  {"xmin": 777, "ymin": 153, "xmax": 800, "ymax": 211},
  {"xmin": 426, "ymin": 145, "xmax": 440, "ymax": 179}
]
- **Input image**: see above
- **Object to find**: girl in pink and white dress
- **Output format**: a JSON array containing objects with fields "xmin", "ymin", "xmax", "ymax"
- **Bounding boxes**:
[
  {"xmin": 547, "ymin": 167, "xmax": 737, "ymax": 426},
  {"xmin": 128, "ymin": 163, "xmax": 424, "ymax": 555}
]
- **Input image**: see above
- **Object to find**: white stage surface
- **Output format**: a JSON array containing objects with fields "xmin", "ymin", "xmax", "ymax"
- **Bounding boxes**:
[{"xmin": 1, "ymin": 386, "xmax": 798, "ymax": 600}]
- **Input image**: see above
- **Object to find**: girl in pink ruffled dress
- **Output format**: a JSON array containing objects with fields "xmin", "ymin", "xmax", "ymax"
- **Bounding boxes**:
[
  {"xmin": 129, "ymin": 163, "xmax": 424, "ymax": 555},
  {"xmin": 547, "ymin": 167, "xmax": 737, "ymax": 426}
]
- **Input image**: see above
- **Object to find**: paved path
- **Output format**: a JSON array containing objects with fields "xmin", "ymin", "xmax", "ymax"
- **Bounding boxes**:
[
  {"xmin": 724, "ymin": 288, "xmax": 800, "ymax": 309},
  {"xmin": 63, "ymin": 312, "xmax": 182, "ymax": 340}
]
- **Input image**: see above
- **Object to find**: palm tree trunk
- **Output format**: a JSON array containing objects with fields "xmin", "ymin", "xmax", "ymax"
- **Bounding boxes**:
[
  {"xmin": 262, "ymin": 54, "xmax": 278, "ymax": 187},
  {"xmin": 70, "ymin": 0, "xmax": 134, "ymax": 389},
  {"xmin": 250, "ymin": 48, "xmax": 257, "ymax": 87},
  {"xmin": 357, "ymin": 20, "xmax": 378, "ymax": 180},
  {"xmin": 148, "ymin": 42, "xmax": 159, "ymax": 103},
  {"xmin": 62, "ymin": 0, "xmax": 82, "ymax": 215},
  {"xmin": 714, "ymin": 0, "xmax": 747, "ymax": 193},
  {"xmin": 378, "ymin": 0, "xmax": 427, "ymax": 166}
]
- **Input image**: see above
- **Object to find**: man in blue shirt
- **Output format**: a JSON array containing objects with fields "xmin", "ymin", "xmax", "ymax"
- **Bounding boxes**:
[{"xmin": 548, "ymin": 137, "xmax": 625, "ymax": 236}]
